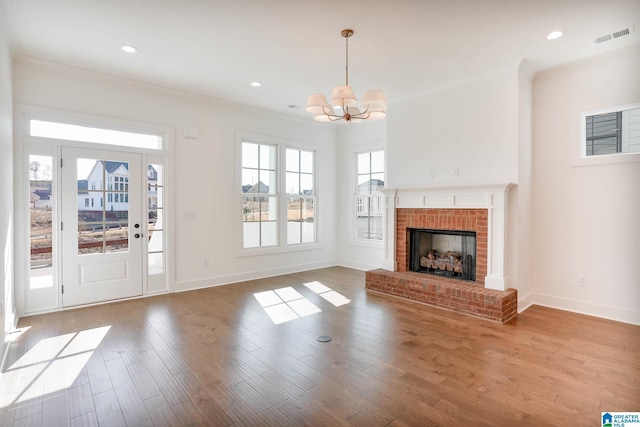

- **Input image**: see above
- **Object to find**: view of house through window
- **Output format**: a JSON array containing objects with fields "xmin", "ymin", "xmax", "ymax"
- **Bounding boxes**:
[
  {"xmin": 240, "ymin": 140, "xmax": 317, "ymax": 250},
  {"xmin": 241, "ymin": 142, "xmax": 277, "ymax": 248},
  {"xmin": 356, "ymin": 150, "xmax": 384, "ymax": 241},
  {"xmin": 286, "ymin": 148, "xmax": 315, "ymax": 244},
  {"xmin": 585, "ymin": 106, "xmax": 640, "ymax": 156},
  {"xmin": 76, "ymin": 158, "xmax": 131, "ymax": 255}
]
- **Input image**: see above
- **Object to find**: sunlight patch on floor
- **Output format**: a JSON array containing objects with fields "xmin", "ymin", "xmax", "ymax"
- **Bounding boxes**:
[
  {"xmin": 0, "ymin": 325, "xmax": 111, "ymax": 408},
  {"xmin": 254, "ymin": 282, "xmax": 351, "ymax": 324},
  {"xmin": 254, "ymin": 287, "xmax": 321, "ymax": 324},
  {"xmin": 304, "ymin": 281, "xmax": 351, "ymax": 307}
]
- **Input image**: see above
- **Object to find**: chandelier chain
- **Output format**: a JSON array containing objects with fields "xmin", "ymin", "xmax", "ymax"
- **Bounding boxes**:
[{"xmin": 345, "ymin": 33, "xmax": 349, "ymax": 86}]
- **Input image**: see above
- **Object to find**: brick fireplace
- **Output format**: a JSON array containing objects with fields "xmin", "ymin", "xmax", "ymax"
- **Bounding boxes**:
[
  {"xmin": 366, "ymin": 184, "xmax": 518, "ymax": 322},
  {"xmin": 397, "ymin": 208, "xmax": 487, "ymax": 282}
]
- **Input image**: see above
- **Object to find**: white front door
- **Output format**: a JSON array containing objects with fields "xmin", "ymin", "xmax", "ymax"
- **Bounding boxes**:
[{"xmin": 61, "ymin": 147, "xmax": 144, "ymax": 306}]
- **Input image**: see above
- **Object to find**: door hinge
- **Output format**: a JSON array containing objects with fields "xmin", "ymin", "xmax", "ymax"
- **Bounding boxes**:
[
  {"xmin": 60, "ymin": 158, "xmax": 63, "ymax": 168},
  {"xmin": 61, "ymin": 222, "xmax": 64, "ymax": 231},
  {"xmin": 62, "ymin": 285, "xmax": 64, "ymax": 294}
]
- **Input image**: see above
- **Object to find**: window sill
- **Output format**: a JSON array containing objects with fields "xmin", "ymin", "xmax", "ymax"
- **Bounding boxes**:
[{"xmin": 571, "ymin": 151, "xmax": 640, "ymax": 167}]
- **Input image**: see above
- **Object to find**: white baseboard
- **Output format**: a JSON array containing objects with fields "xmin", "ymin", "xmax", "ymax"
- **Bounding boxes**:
[
  {"xmin": 335, "ymin": 260, "xmax": 381, "ymax": 272},
  {"xmin": 175, "ymin": 260, "xmax": 337, "ymax": 292},
  {"xmin": 1, "ymin": 307, "xmax": 18, "ymax": 372},
  {"xmin": 517, "ymin": 293, "xmax": 534, "ymax": 313},
  {"xmin": 532, "ymin": 293, "xmax": 640, "ymax": 326}
]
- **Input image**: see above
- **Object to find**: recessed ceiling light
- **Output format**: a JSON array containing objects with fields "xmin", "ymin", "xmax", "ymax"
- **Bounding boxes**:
[
  {"xmin": 250, "ymin": 81, "xmax": 262, "ymax": 87},
  {"xmin": 121, "ymin": 45, "xmax": 138, "ymax": 53},
  {"xmin": 546, "ymin": 30, "xmax": 564, "ymax": 40}
]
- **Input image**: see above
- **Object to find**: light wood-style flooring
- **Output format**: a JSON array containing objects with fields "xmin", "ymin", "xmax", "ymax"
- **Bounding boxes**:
[{"xmin": 1, "ymin": 267, "xmax": 638, "ymax": 426}]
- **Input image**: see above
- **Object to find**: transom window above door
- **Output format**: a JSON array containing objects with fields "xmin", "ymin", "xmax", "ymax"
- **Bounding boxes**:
[{"xmin": 30, "ymin": 119, "xmax": 164, "ymax": 150}]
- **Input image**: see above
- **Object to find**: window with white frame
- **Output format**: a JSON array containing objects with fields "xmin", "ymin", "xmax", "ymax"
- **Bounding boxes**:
[
  {"xmin": 241, "ymin": 142, "xmax": 278, "ymax": 248},
  {"xmin": 286, "ymin": 148, "xmax": 315, "ymax": 244},
  {"xmin": 240, "ymin": 139, "xmax": 317, "ymax": 251},
  {"xmin": 585, "ymin": 106, "xmax": 640, "ymax": 156},
  {"xmin": 355, "ymin": 150, "xmax": 384, "ymax": 241}
]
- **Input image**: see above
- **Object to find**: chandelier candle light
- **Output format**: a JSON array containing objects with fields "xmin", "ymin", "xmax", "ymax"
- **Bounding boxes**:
[{"xmin": 306, "ymin": 29, "xmax": 387, "ymax": 123}]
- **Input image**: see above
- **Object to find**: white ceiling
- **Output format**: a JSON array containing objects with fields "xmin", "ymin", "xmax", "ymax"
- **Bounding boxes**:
[{"xmin": 2, "ymin": 0, "xmax": 640, "ymax": 118}]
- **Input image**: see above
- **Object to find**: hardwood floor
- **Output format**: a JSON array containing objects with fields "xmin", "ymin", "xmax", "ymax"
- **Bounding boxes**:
[{"xmin": 1, "ymin": 266, "xmax": 638, "ymax": 426}]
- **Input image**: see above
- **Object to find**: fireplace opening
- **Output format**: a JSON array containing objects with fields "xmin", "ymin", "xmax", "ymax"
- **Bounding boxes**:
[{"xmin": 409, "ymin": 228, "xmax": 476, "ymax": 281}]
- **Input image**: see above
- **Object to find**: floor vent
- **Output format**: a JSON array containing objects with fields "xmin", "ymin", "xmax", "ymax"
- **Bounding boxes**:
[{"xmin": 594, "ymin": 26, "xmax": 634, "ymax": 44}]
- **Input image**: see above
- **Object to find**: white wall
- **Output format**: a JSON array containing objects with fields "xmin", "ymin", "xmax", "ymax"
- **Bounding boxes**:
[
  {"xmin": 513, "ymin": 61, "xmax": 534, "ymax": 309},
  {"xmin": 532, "ymin": 49, "xmax": 640, "ymax": 325},
  {"xmin": 382, "ymin": 69, "xmax": 525, "ymax": 296},
  {"xmin": 13, "ymin": 58, "xmax": 338, "ymax": 300},
  {"xmin": 0, "ymin": 16, "xmax": 15, "ymax": 359},
  {"xmin": 386, "ymin": 69, "xmax": 519, "ymax": 189},
  {"xmin": 336, "ymin": 119, "xmax": 386, "ymax": 270}
]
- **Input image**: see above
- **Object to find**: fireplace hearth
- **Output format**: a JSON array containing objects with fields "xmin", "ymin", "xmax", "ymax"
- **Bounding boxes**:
[{"xmin": 365, "ymin": 183, "xmax": 518, "ymax": 322}]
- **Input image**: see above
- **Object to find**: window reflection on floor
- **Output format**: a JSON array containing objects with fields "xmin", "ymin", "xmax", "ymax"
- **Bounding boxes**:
[
  {"xmin": 304, "ymin": 281, "xmax": 351, "ymax": 307},
  {"xmin": 0, "ymin": 326, "xmax": 111, "ymax": 408},
  {"xmin": 253, "ymin": 282, "xmax": 351, "ymax": 325}
]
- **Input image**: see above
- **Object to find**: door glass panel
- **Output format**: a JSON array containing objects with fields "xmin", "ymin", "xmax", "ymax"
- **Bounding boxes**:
[
  {"xmin": 77, "ymin": 158, "xmax": 130, "ymax": 255},
  {"xmin": 29, "ymin": 155, "xmax": 54, "ymax": 289},
  {"xmin": 148, "ymin": 163, "xmax": 164, "ymax": 275}
]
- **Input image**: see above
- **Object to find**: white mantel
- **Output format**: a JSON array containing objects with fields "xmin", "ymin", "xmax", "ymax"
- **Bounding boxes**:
[{"xmin": 382, "ymin": 183, "xmax": 515, "ymax": 291}]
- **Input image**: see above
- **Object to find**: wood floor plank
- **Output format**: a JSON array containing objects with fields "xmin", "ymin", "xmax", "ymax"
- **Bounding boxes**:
[
  {"xmin": 148, "ymin": 365, "xmax": 190, "ymax": 407},
  {"xmin": 41, "ymin": 392, "xmax": 69, "ymax": 427},
  {"xmin": 69, "ymin": 411, "xmax": 98, "ymax": 427},
  {"xmin": 112, "ymin": 383, "xmax": 154, "ymax": 426},
  {"xmin": 11, "ymin": 411, "xmax": 41, "ymax": 427},
  {"xmin": 85, "ymin": 353, "xmax": 112, "ymax": 396},
  {"xmin": 126, "ymin": 361, "xmax": 162, "ymax": 401},
  {"xmin": 172, "ymin": 369, "xmax": 236, "ymax": 426},
  {"xmin": 67, "ymin": 384, "xmax": 95, "ymax": 418},
  {"xmin": 170, "ymin": 400, "xmax": 208, "ymax": 426},
  {"xmin": 69, "ymin": 412, "xmax": 98, "ymax": 427},
  {"xmin": 143, "ymin": 394, "xmax": 182, "ymax": 427},
  {"xmin": 7, "ymin": 267, "xmax": 639, "ymax": 426},
  {"xmin": 92, "ymin": 389, "xmax": 126, "ymax": 427}
]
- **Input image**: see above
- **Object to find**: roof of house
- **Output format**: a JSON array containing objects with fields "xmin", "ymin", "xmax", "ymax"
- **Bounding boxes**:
[
  {"xmin": 243, "ymin": 181, "xmax": 270, "ymax": 194},
  {"xmin": 103, "ymin": 161, "xmax": 128, "ymax": 174}
]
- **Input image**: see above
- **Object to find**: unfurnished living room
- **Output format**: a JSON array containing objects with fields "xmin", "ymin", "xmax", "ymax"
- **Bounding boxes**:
[{"xmin": 0, "ymin": 1, "xmax": 639, "ymax": 426}]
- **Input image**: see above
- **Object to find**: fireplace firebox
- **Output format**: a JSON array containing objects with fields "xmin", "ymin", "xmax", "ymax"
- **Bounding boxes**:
[{"xmin": 409, "ymin": 228, "xmax": 476, "ymax": 281}]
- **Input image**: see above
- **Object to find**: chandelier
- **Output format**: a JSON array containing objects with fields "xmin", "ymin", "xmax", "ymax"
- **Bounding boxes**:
[{"xmin": 306, "ymin": 29, "xmax": 387, "ymax": 123}]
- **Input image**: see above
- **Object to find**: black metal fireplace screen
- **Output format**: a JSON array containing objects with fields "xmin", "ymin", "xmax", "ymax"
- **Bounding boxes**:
[{"xmin": 409, "ymin": 228, "xmax": 476, "ymax": 281}]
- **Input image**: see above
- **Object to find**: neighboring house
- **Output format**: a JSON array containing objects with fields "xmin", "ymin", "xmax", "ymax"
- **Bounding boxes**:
[
  {"xmin": 77, "ymin": 160, "xmax": 157, "ymax": 213},
  {"xmin": 243, "ymin": 181, "xmax": 270, "ymax": 194},
  {"xmin": 357, "ymin": 178, "xmax": 384, "ymax": 193},
  {"xmin": 356, "ymin": 179, "xmax": 384, "ymax": 218},
  {"xmin": 29, "ymin": 181, "xmax": 53, "ymax": 208}
]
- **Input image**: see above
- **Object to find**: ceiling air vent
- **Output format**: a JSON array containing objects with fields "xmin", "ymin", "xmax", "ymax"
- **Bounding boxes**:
[
  {"xmin": 612, "ymin": 28, "xmax": 630, "ymax": 39},
  {"xmin": 594, "ymin": 26, "xmax": 634, "ymax": 44}
]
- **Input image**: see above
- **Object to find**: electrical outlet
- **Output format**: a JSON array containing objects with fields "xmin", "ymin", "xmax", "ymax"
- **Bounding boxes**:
[
  {"xmin": 578, "ymin": 276, "xmax": 588, "ymax": 287},
  {"xmin": 452, "ymin": 168, "xmax": 459, "ymax": 177},
  {"xmin": 202, "ymin": 257, "xmax": 209, "ymax": 267}
]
